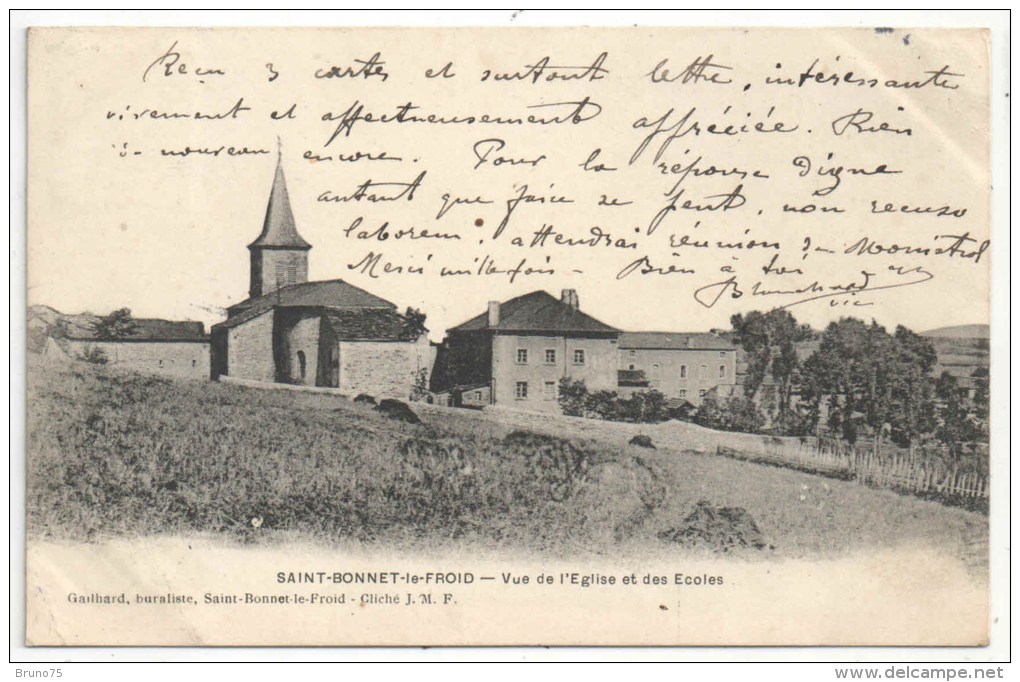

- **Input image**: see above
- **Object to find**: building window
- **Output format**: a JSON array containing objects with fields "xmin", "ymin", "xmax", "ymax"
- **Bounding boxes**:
[
  {"xmin": 700, "ymin": 364, "xmax": 707, "ymax": 378},
  {"xmin": 515, "ymin": 382, "xmax": 529, "ymax": 400},
  {"xmin": 680, "ymin": 364, "xmax": 687, "ymax": 379},
  {"xmin": 473, "ymin": 391, "xmax": 482, "ymax": 401},
  {"xmin": 629, "ymin": 350, "xmax": 636, "ymax": 358},
  {"xmin": 572, "ymin": 349, "xmax": 585, "ymax": 366},
  {"xmin": 545, "ymin": 349, "xmax": 556, "ymax": 364},
  {"xmin": 719, "ymin": 364, "xmax": 726, "ymax": 378},
  {"xmin": 516, "ymin": 348, "xmax": 529, "ymax": 364},
  {"xmin": 297, "ymin": 350, "xmax": 307, "ymax": 380},
  {"xmin": 544, "ymin": 381, "xmax": 557, "ymax": 400},
  {"xmin": 158, "ymin": 360, "xmax": 163, "ymax": 367},
  {"xmin": 719, "ymin": 351, "xmax": 726, "ymax": 358},
  {"xmin": 651, "ymin": 363, "xmax": 661, "ymax": 378},
  {"xmin": 699, "ymin": 389, "xmax": 707, "ymax": 398},
  {"xmin": 678, "ymin": 389, "xmax": 687, "ymax": 399},
  {"xmin": 192, "ymin": 359, "xmax": 197, "ymax": 367},
  {"xmin": 628, "ymin": 364, "xmax": 636, "ymax": 371}
]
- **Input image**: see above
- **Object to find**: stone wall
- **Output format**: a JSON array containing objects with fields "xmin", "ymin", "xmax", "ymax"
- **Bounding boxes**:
[
  {"xmin": 339, "ymin": 337, "xmax": 431, "ymax": 399},
  {"xmin": 279, "ymin": 311, "xmax": 321, "ymax": 385},
  {"xmin": 226, "ymin": 309, "xmax": 275, "ymax": 382},
  {"xmin": 65, "ymin": 340, "xmax": 209, "ymax": 378},
  {"xmin": 460, "ymin": 383, "xmax": 491, "ymax": 407}
]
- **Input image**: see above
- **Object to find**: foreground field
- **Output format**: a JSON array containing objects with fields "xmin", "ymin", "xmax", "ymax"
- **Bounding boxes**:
[{"xmin": 26, "ymin": 357, "xmax": 987, "ymax": 564}]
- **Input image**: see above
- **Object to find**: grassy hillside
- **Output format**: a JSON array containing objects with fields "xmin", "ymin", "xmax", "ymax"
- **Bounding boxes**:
[
  {"xmin": 922, "ymin": 324, "xmax": 990, "ymax": 339},
  {"xmin": 26, "ymin": 357, "xmax": 986, "ymax": 562}
]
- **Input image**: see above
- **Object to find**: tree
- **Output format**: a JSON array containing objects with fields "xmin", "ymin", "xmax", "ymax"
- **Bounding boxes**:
[
  {"xmin": 801, "ymin": 318, "xmax": 880, "ymax": 443},
  {"xmin": 403, "ymin": 307, "xmax": 428, "ymax": 340},
  {"xmin": 693, "ymin": 395, "xmax": 766, "ymax": 433},
  {"xmin": 557, "ymin": 378, "xmax": 590, "ymax": 417},
  {"xmin": 616, "ymin": 389, "xmax": 671, "ymax": 423},
  {"xmin": 935, "ymin": 371, "xmax": 980, "ymax": 453},
  {"xmin": 556, "ymin": 378, "xmax": 670, "ymax": 423},
  {"xmin": 92, "ymin": 308, "xmax": 138, "ymax": 340},
  {"xmin": 885, "ymin": 326, "xmax": 938, "ymax": 446},
  {"xmin": 409, "ymin": 367, "xmax": 430, "ymax": 402},
  {"xmin": 730, "ymin": 309, "xmax": 813, "ymax": 414},
  {"xmin": 971, "ymin": 367, "xmax": 989, "ymax": 433},
  {"xmin": 801, "ymin": 318, "xmax": 938, "ymax": 446}
]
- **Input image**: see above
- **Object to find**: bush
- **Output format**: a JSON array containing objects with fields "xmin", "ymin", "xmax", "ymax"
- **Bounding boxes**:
[
  {"xmin": 771, "ymin": 408, "xmax": 816, "ymax": 437},
  {"xmin": 375, "ymin": 399, "xmax": 421, "ymax": 424},
  {"xmin": 557, "ymin": 379, "xmax": 670, "ymax": 424},
  {"xmin": 658, "ymin": 500, "xmax": 772, "ymax": 553},
  {"xmin": 557, "ymin": 378, "xmax": 589, "ymax": 417},
  {"xmin": 693, "ymin": 396, "xmax": 766, "ymax": 434},
  {"xmin": 353, "ymin": 394, "xmax": 376, "ymax": 405},
  {"xmin": 79, "ymin": 346, "xmax": 109, "ymax": 365},
  {"xmin": 501, "ymin": 431, "xmax": 602, "ymax": 502},
  {"xmin": 629, "ymin": 435, "xmax": 655, "ymax": 449},
  {"xmin": 617, "ymin": 390, "xmax": 671, "ymax": 423}
]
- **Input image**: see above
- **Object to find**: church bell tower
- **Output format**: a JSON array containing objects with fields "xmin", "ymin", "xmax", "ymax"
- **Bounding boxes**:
[{"xmin": 248, "ymin": 144, "xmax": 311, "ymax": 298}]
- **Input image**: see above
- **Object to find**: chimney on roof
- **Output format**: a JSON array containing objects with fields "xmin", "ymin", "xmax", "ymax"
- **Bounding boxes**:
[
  {"xmin": 561, "ymin": 289, "xmax": 579, "ymax": 311},
  {"xmin": 487, "ymin": 301, "xmax": 500, "ymax": 326}
]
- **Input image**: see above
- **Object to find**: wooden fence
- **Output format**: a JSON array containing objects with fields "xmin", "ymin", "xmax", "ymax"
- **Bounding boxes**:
[{"xmin": 718, "ymin": 437, "xmax": 989, "ymax": 510}]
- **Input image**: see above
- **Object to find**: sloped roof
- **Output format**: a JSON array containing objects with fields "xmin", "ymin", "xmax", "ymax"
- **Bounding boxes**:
[
  {"xmin": 618, "ymin": 332, "xmax": 735, "ymax": 351},
  {"xmin": 248, "ymin": 156, "xmax": 311, "ymax": 250},
  {"xmin": 448, "ymin": 290, "xmax": 618, "ymax": 334},
  {"xmin": 324, "ymin": 308, "xmax": 422, "ymax": 342},
  {"xmin": 66, "ymin": 318, "xmax": 207, "ymax": 341},
  {"xmin": 211, "ymin": 305, "xmax": 272, "ymax": 331},
  {"xmin": 227, "ymin": 279, "xmax": 396, "ymax": 317}
]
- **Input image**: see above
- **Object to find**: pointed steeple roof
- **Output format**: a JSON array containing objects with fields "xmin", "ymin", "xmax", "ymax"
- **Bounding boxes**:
[{"xmin": 248, "ymin": 145, "xmax": 312, "ymax": 250}]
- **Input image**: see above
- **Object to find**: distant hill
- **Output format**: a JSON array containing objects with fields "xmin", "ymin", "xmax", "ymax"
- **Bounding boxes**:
[
  {"xmin": 28, "ymin": 305, "xmax": 207, "ymax": 356},
  {"xmin": 922, "ymin": 324, "xmax": 990, "ymax": 339},
  {"xmin": 28, "ymin": 304, "xmax": 101, "ymax": 338}
]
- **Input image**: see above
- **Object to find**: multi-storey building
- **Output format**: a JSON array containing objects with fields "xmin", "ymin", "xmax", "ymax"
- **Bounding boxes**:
[
  {"xmin": 617, "ymin": 332, "xmax": 738, "ymax": 405},
  {"xmin": 433, "ymin": 289, "xmax": 620, "ymax": 412}
]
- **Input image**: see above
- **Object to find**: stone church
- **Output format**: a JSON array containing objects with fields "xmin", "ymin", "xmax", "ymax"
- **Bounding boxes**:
[{"xmin": 210, "ymin": 154, "xmax": 432, "ymax": 399}]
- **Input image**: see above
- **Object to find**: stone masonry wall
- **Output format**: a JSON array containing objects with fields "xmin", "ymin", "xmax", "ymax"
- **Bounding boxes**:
[
  {"xmin": 339, "ymin": 337, "xmax": 431, "ymax": 400},
  {"xmin": 66, "ymin": 340, "xmax": 209, "ymax": 378},
  {"xmin": 281, "ymin": 312, "xmax": 321, "ymax": 385},
  {"xmin": 226, "ymin": 309, "xmax": 275, "ymax": 382}
]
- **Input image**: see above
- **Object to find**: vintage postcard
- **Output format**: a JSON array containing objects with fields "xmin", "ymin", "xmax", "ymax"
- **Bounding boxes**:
[{"xmin": 24, "ymin": 26, "xmax": 993, "ymax": 646}]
